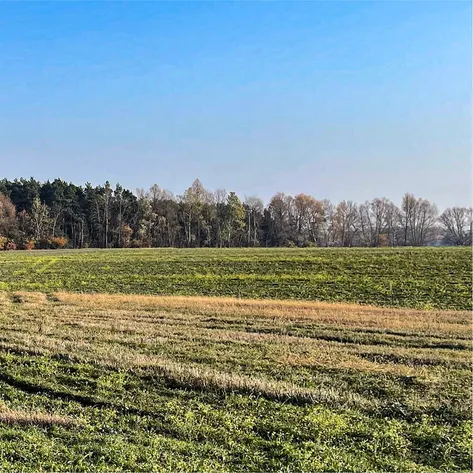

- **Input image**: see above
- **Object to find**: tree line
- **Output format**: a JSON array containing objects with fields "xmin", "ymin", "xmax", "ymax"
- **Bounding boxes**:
[{"xmin": 0, "ymin": 177, "xmax": 471, "ymax": 250}]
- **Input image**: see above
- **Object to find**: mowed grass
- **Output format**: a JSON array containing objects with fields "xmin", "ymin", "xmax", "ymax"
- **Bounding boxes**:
[
  {"xmin": 0, "ymin": 247, "xmax": 471, "ymax": 309},
  {"xmin": 0, "ymin": 292, "xmax": 471, "ymax": 472},
  {"xmin": 0, "ymin": 248, "xmax": 471, "ymax": 471}
]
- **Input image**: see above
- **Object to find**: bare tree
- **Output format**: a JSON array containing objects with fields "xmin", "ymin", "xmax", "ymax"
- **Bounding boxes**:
[
  {"xmin": 359, "ymin": 198, "xmax": 396, "ymax": 247},
  {"xmin": 214, "ymin": 189, "xmax": 227, "ymax": 205},
  {"xmin": 415, "ymin": 199, "xmax": 438, "ymax": 245},
  {"xmin": 147, "ymin": 184, "xmax": 174, "ymax": 211},
  {"xmin": 334, "ymin": 201, "xmax": 359, "ymax": 247},
  {"xmin": 245, "ymin": 196, "xmax": 264, "ymax": 246},
  {"xmin": 400, "ymin": 193, "xmax": 417, "ymax": 246},
  {"xmin": 319, "ymin": 199, "xmax": 335, "ymax": 246},
  {"xmin": 399, "ymin": 193, "xmax": 438, "ymax": 246},
  {"xmin": 440, "ymin": 207, "xmax": 473, "ymax": 245}
]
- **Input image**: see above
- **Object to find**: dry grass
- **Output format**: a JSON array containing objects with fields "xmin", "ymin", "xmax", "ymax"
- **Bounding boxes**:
[
  {"xmin": 0, "ymin": 290, "xmax": 471, "ymax": 409},
  {"xmin": 0, "ymin": 404, "xmax": 73, "ymax": 427},
  {"xmin": 53, "ymin": 291, "xmax": 471, "ymax": 334}
]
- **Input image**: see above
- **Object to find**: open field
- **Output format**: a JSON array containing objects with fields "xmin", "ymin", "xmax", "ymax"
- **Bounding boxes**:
[
  {"xmin": 0, "ymin": 248, "xmax": 471, "ymax": 471},
  {"xmin": 0, "ymin": 291, "xmax": 471, "ymax": 472},
  {"xmin": 0, "ymin": 247, "xmax": 471, "ymax": 309}
]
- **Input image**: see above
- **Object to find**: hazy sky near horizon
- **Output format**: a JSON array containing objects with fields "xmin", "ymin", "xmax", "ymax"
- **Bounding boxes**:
[{"xmin": 0, "ymin": 1, "xmax": 471, "ymax": 209}]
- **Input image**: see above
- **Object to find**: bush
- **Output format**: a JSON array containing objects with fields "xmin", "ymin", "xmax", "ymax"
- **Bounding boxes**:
[
  {"xmin": 121, "ymin": 225, "xmax": 133, "ymax": 248},
  {"xmin": 304, "ymin": 241, "xmax": 317, "ymax": 248},
  {"xmin": 378, "ymin": 234, "xmax": 389, "ymax": 247},
  {"xmin": 0, "ymin": 236, "xmax": 7, "ymax": 250},
  {"xmin": 49, "ymin": 236, "xmax": 68, "ymax": 249},
  {"xmin": 131, "ymin": 239, "xmax": 146, "ymax": 248},
  {"xmin": 34, "ymin": 238, "xmax": 51, "ymax": 250},
  {"xmin": 25, "ymin": 239, "xmax": 35, "ymax": 250},
  {"xmin": 32, "ymin": 237, "xmax": 68, "ymax": 250},
  {"xmin": 5, "ymin": 240, "xmax": 16, "ymax": 251},
  {"xmin": 15, "ymin": 237, "xmax": 35, "ymax": 250}
]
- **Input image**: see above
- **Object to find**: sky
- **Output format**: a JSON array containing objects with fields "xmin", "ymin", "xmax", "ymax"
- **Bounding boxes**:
[{"xmin": 0, "ymin": 1, "xmax": 471, "ymax": 209}]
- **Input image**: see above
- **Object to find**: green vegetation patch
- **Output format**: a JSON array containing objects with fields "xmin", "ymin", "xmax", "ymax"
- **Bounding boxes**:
[
  {"xmin": 0, "ymin": 247, "xmax": 470, "ymax": 310},
  {"xmin": 0, "ymin": 292, "xmax": 471, "ymax": 471}
]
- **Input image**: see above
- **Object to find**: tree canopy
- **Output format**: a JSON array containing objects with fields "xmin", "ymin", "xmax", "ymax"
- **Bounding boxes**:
[{"xmin": 0, "ymin": 178, "xmax": 470, "ymax": 250}]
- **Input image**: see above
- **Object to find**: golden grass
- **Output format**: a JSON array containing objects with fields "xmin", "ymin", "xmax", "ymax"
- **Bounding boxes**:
[
  {"xmin": 51, "ymin": 290, "xmax": 458, "ymax": 314},
  {"xmin": 52, "ymin": 291, "xmax": 471, "ymax": 334},
  {"xmin": 127, "ymin": 355, "xmax": 372, "ymax": 407},
  {"xmin": 0, "ymin": 290, "xmax": 471, "ymax": 407},
  {"xmin": 0, "ymin": 403, "xmax": 73, "ymax": 427}
]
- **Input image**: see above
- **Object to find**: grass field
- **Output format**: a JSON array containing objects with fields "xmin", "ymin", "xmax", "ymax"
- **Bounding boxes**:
[
  {"xmin": 0, "ymin": 247, "xmax": 470, "ymax": 309},
  {"xmin": 0, "ymin": 248, "xmax": 471, "ymax": 471}
]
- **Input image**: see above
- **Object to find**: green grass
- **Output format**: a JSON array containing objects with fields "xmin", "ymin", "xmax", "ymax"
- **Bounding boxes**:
[
  {"xmin": 0, "ymin": 247, "xmax": 470, "ymax": 309},
  {"xmin": 0, "ymin": 292, "xmax": 471, "ymax": 472},
  {"xmin": 0, "ymin": 247, "xmax": 471, "ymax": 471}
]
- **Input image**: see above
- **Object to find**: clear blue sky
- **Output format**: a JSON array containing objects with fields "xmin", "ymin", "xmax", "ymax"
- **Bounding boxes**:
[{"xmin": 0, "ymin": 1, "xmax": 470, "ymax": 209}]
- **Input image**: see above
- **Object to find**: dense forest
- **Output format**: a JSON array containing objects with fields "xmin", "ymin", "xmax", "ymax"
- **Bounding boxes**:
[{"xmin": 0, "ymin": 177, "xmax": 471, "ymax": 250}]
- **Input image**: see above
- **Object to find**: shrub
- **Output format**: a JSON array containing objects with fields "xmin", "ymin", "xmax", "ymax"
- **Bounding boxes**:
[
  {"xmin": 121, "ymin": 225, "xmax": 133, "ymax": 248},
  {"xmin": 5, "ymin": 240, "xmax": 16, "ymax": 251},
  {"xmin": 24, "ymin": 239, "xmax": 35, "ymax": 250},
  {"xmin": 378, "ymin": 234, "xmax": 389, "ymax": 247},
  {"xmin": 131, "ymin": 239, "xmax": 149, "ymax": 248},
  {"xmin": 32, "ymin": 237, "xmax": 68, "ymax": 250},
  {"xmin": 15, "ymin": 236, "xmax": 35, "ymax": 250},
  {"xmin": 131, "ymin": 239, "xmax": 140, "ymax": 248},
  {"xmin": 34, "ymin": 239, "xmax": 51, "ymax": 250},
  {"xmin": 49, "ymin": 236, "xmax": 68, "ymax": 249},
  {"xmin": 0, "ymin": 236, "xmax": 7, "ymax": 250}
]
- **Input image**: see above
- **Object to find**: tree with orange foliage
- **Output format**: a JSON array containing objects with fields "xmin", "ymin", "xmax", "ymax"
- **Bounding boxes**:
[
  {"xmin": 0, "ymin": 192, "xmax": 18, "ymax": 240},
  {"xmin": 121, "ymin": 224, "xmax": 133, "ymax": 248}
]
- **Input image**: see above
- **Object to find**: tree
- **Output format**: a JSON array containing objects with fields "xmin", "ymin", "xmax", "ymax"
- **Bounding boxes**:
[
  {"xmin": 180, "ymin": 179, "xmax": 212, "ymax": 247},
  {"xmin": 291, "ymin": 194, "xmax": 312, "ymax": 246},
  {"xmin": 333, "ymin": 201, "xmax": 359, "ymax": 247},
  {"xmin": 0, "ymin": 176, "xmax": 470, "ymax": 249},
  {"xmin": 400, "ymin": 193, "xmax": 417, "ymax": 246},
  {"xmin": 400, "ymin": 194, "xmax": 438, "ymax": 246},
  {"xmin": 120, "ymin": 224, "xmax": 133, "ymax": 248},
  {"xmin": 148, "ymin": 184, "xmax": 173, "ymax": 211},
  {"xmin": 222, "ymin": 192, "xmax": 245, "ymax": 247},
  {"xmin": 267, "ymin": 193, "xmax": 293, "ymax": 246},
  {"xmin": 440, "ymin": 207, "xmax": 473, "ymax": 246},
  {"xmin": 30, "ymin": 197, "xmax": 51, "ymax": 241},
  {"xmin": 415, "ymin": 198, "xmax": 438, "ymax": 245},
  {"xmin": 384, "ymin": 200, "xmax": 401, "ymax": 246},
  {"xmin": 111, "ymin": 184, "xmax": 137, "ymax": 248},
  {"xmin": 318, "ymin": 199, "xmax": 336, "ymax": 247},
  {"xmin": 6, "ymin": 177, "xmax": 41, "ymax": 212},
  {"xmin": 101, "ymin": 182, "xmax": 113, "ymax": 248},
  {"xmin": 0, "ymin": 193, "xmax": 17, "ymax": 238},
  {"xmin": 244, "ymin": 196, "xmax": 264, "ymax": 246},
  {"xmin": 291, "ymin": 194, "xmax": 324, "ymax": 246},
  {"xmin": 212, "ymin": 189, "xmax": 228, "ymax": 248},
  {"xmin": 358, "ymin": 198, "xmax": 395, "ymax": 247},
  {"xmin": 135, "ymin": 195, "xmax": 153, "ymax": 247}
]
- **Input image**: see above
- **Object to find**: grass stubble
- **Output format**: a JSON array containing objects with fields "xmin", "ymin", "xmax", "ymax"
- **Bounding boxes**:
[{"xmin": 0, "ymin": 290, "xmax": 471, "ymax": 471}]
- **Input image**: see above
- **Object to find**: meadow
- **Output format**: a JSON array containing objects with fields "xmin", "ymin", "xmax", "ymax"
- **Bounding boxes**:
[
  {"xmin": 0, "ymin": 247, "xmax": 470, "ymax": 310},
  {"xmin": 0, "ymin": 248, "xmax": 471, "ymax": 472}
]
